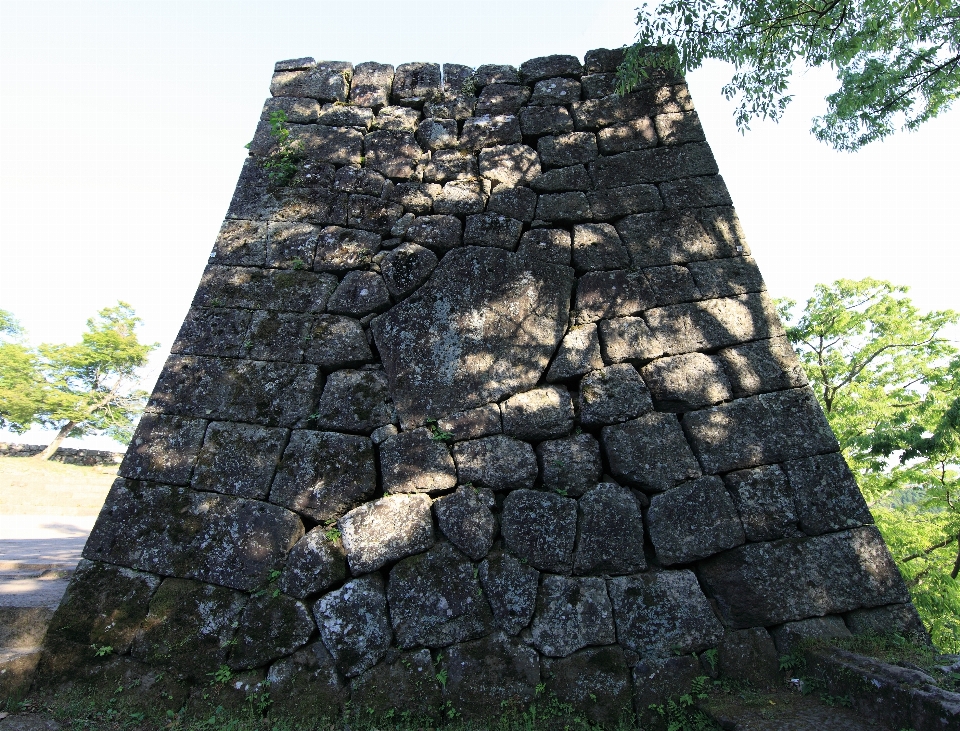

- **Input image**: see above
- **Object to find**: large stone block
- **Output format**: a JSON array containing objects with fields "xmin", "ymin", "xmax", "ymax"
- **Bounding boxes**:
[
  {"xmin": 270, "ymin": 61, "xmax": 352, "ymax": 102},
  {"xmin": 598, "ymin": 317, "xmax": 665, "ymax": 364},
  {"xmin": 425, "ymin": 94, "xmax": 477, "ymax": 120},
  {"xmin": 682, "ymin": 388, "xmax": 839, "ymax": 474},
  {"xmin": 546, "ymin": 324, "xmax": 604, "ymax": 381},
  {"xmin": 262, "ymin": 95, "xmax": 321, "ymax": 124},
  {"xmin": 454, "ymin": 435, "xmax": 538, "ymax": 491},
  {"xmin": 265, "ymin": 221, "xmax": 320, "ymax": 269},
  {"xmin": 535, "ymin": 191, "xmax": 592, "ymax": 222},
  {"xmin": 172, "ymin": 306, "xmax": 251, "ymax": 358},
  {"xmin": 317, "ymin": 103, "xmax": 374, "ymax": 129},
  {"xmin": 302, "ymin": 315, "xmax": 373, "ymax": 368},
  {"xmin": 531, "ymin": 575, "xmax": 615, "ymax": 657},
  {"xmin": 697, "ymin": 526, "xmax": 911, "ymax": 628},
  {"xmin": 538, "ymin": 132, "xmax": 598, "ymax": 167},
  {"xmin": 244, "ymin": 311, "xmax": 307, "ymax": 362},
  {"xmin": 486, "ymin": 184, "xmax": 538, "ymax": 222},
  {"xmin": 372, "ymin": 248, "xmax": 574, "ymax": 427},
  {"xmin": 313, "ymin": 225, "xmax": 381, "ymax": 273},
  {"xmin": 633, "ymin": 655, "xmax": 703, "ymax": 730},
  {"xmin": 587, "ymin": 184, "xmax": 663, "ymax": 220},
  {"xmin": 597, "ymin": 117, "xmax": 658, "ymax": 153},
  {"xmin": 517, "ymin": 228, "xmax": 571, "ymax": 265},
  {"xmin": 584, "ymin": 47, "xmax": 627, "ymax": 74},
  {"xmin": 334, "ymin": 166, "xmax": 389, "ymax": 196},
  {"xmin": 347, "ymin": 194, "xmax": 404, "ymax": 235},
  {"xmin": 387, "ymin": 542, "xmax": 493, "ymax": 648},
  {"xmin": 403, "ymin": 214, "xmax": 463, "ymax": 252},
  {"xmin": 579, "ymin": 363, "xmax": 654, "ymax": 427},
  {"xmin": 769, "ymin": 616, "xmax": 852, "ymax": 655},
  {"xmin": 442, "ymin": 632, "xmax": 540, "ymax": 719},
  {"xmin": 647, "ymin": 476, "xmax": 745, "ymax": 565},
  {"xmin": 687, "ymin": 255, "xmax": 764, "ymax": 299},
  {"xmin": 433, "ymin": 179, "xmax": 488, "ymax": 215},
  {"xmin": 270, "ymin": 430, "xmax": 377, "ymax": 522},
  {"xmin": 364, "ymin": 130, "xmax": 422, "ymax": 179},
  {"xmin": 531, "ymin": 164, "xmax": 593, "ymax": 192},
  {"xmin": 571, "ymin": 223, "xmax": 629, "ymax": 273},
  {"xmin": 581, "ymin": 72, "xmax": 619, "ymax": 99},
  {"xmin": 844, "ymin": 603, "xmax": 930, "ymax": 644},
  {"xmin": 536, "ymin": 433, "xmax": 602, "ymax": 497},
  {"xmin": 574, "ymin": 483, "xmax": 647, "ymax": 575},
  {"xmin": 642, "ymin": 264, "xmax": 701, "ymax": 307},
  {"xmin": 131, "ymin": 578, "xmax": 247, "ymax": 680},
  {"xmin": 372, "ymin": 105, "xmax": 422, "ymax": 132},
  {"xmin": 602, "ymin": 412, "xmax": 702, "ymax": 491},
  {"xmin": 272, "ymin": 186, "xmax": 352, "ymax": 226},
  {"xmin": 351, "ymin": 648, "xmax": 442, "ymax": 719},
  {"xmin": 655, "ymin": 111, "xmax": 706, "ymax": 145},
  {"xmin": 278, "ymin": 526, "xmax": 347, "ymax": 599},
  {"xmin": 645, "ymin": 292, "xmax": 785, "ymax": 356},
  {"xmin": 313, "ymin": 368, "xmax": 396, "ymax": 434},
  {"xmin": 718, "ymin": 335, "xmax": 808, "ymax": 398},
  {"xmin": 531, "ymin": 77, "xmax": 581, "ymax": 105},
  {"xmin": 590, "ymin": 142, "xmax": 718, "ymax": 187},
  {"xmin": 148, "ymin": 356, "xmax": 321, "ymax": 427},
  {"xmin": 436, "ymin": 404, "xmax": 502, "ymax": 442},
  {"xmin": 460, "ymin": 114, "xmax": 522, "ymax": 150},
  {"xmin": 615, "ymin": 207, "xmax": 745, "ymax": 268},
  {"xmin": 479, "ymin": 551, "xmax": 539, "ymax": 635},
  {"xmin": 641, "ymin": 353, "xmax": 734, "ymax": 412},
  {"xmin": 442, "ymin": 63, "xmax": 474, "ymax": 93},
  {"xmin": 391, "ymin": 62, "xmax": 441, "ymax": 106},
  {"xmin": 379, "ymin": 427, "xmax": 456, "ymax": 494},
  {"xmin": 267, "ymin": 642, "xmax": 348, "ymax": 719},
  {"xmin": 193, "ymin": 265, "xmax": 337, "ymax": 313},
  {"xmin": 389, "ymin": 181, "xmax": 441, "ymax": 213},
  {"xmin": 313, "ymin": 574, "xmax": 392, "ymax": 677},
  {"xmin": 120, "ymin": 414, "xmax": 207, "ymax": 485},
  {"xmin": 85, "ymin": 480, "xmax": 303, "ymax": 592},
  {"xmin": 350, "ymin": 62, "xmax": 394, "ymax": 107},
  {"xmin": 212, "ymin": 219, "xmax": 267, "ymax": 266},
  {"xmin": 339, "ymin": 493, "xmax": 434, "ymax": 575},
  {"xmin": 476, "ymin": 83, "xmax": 532, "ymax": 115},
  {"xmin": 660, "ymin": 174, "xmax": 732, "ymax": 209},
  {"xmin": 473, "ymin": 64, "xmax": 521, "ymax": 86},
  {"xmin": 501, "ymin": 385, "xmax": 574, "ymax": 441},
  {"xmin": 722, "ymin": 464, "xmax": 798, "ymax": 542},
  {"xmin": 783, "ymin": 452, "xmax": 874, "ymax": 536},
  {"xmin": 573, "ymin": 269, "xmax": 652, "ymax": 324},
  {"xmin": 433, "ymin": 485, "xmax": 497, "ymax": 560},
  {"xmin": 478, "ymin": 143, "xmax": 541, "ymax": 187},
  {"xmin": 543, "ymin": 647, "xmax": 633, "ymax": 727},
  {"xmin": 607, "ymin": 570, "xmax": 724, "ymax": 658},
  {"xmin": 501, "ymin": 489, "xmax": 577, "ymax": 573},
  {"xmin": 228, "ymin": 592, "xmax": 315, "ymax": 670},
  {"xmin": 416, "ymin": 117, "xmax": 459, "ymax": 150},
  {"xmin": 425, "ymin": 149, "xmax": 479, "ymax": 183},
  {"xmin": 191, "ymin": 421, "xmax": 288, "ymax": 499},
  {"xmin": 520, "ymin": 55, "xmax": 583, "ymax": 82},
  {"xmin": 519, "ymin": 105, "xmax": 575, "ymax": 136},
  {"xmin": 290, "ymin": 125, "xmax": 363, "ymax": 166},
  {"xmin": 463, "ymin": 212, "xmax": 524, "ymax": 250}
]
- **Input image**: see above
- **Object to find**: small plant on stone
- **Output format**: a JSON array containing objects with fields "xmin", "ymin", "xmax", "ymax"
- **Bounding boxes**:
[
  {"xmin": 91, "ymin": 644, "xmax": 114, "ymax": 657},
  {"xmin": 460, "ymin": 75, "xmax": 478, "ymax": 96},
  {"xmin": 209, "ymin": 664, "xmax": 233, "ymax": 685},
  {"xmin": 260, "ymin": 110, "xmax": 302, "ymax": 186},
  {"xmin": 702, "ymin": 647, "xmax": 719, "ymax": 674},
  {"xmin": 435, "ymin": 668, "xmax": 448, "ymax": 689},
  {"xmin": 424, "ymin": 417, "xmax": 453, "ymax": 442},
  {"xmin": 778, "ymin": 652, "xmax": 805, "ymax": 673},
  {"xmin": 325, "ymin": 527, "xmax": 342, "ymax": 542},
  {"xmin": 291, "ymin": 257, "xmax": 305, "ymax": 270}
]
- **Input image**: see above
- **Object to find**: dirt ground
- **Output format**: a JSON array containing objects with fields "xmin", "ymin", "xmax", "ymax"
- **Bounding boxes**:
[{"xmin": 0, "ymin": 457, "xmax": 115, "ymax": 516}]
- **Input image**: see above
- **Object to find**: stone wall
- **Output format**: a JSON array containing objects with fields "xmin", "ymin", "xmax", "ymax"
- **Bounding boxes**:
[
  {"xmin": 0, "ymin": 442, "xmax": 123, "ymax": 467},
  {"xmin": 36, "ymin": 50, "xmax": 923, "ymax": 724}
]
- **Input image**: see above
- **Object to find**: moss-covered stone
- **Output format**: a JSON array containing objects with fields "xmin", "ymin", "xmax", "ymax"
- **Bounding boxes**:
[
  {"xmin": 351, "ymin": 648, "xmax": 442, "ymax": 719},
  {"xmin": 267, "ymin": 642, "xmax": 348, "ymax": 720},
  {"xmin": 543, "ymin": 646, "xmax": 633, "ymax": 727},
  {"xmin": 228, "ymin": 592, "xmax": 315, "ymax": 670}
]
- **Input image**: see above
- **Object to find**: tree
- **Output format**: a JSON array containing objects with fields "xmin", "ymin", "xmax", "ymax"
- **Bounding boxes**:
[
  {"xmin": 780, "ymin": 279, "xmax": 960, "ymax": 650},
  {"xmin": 0, "ymin": 303, "xmax": 158, "ymax": 460},
  {"xmin": 619, "ymin": 1, "xmax": 960, "ymax": 150}
]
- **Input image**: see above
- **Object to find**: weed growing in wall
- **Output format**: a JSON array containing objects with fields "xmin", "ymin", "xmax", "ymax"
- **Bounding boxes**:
[{"xmin": 260, "ymin": 110, "xmax": 302, "ymax": 186}]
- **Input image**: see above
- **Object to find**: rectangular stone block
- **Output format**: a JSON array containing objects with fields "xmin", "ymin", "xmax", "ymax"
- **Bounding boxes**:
[
  {"xmin": 659, "ymin": 174, "xmax": 732, "ymax": 208},
  {"xmin": 517, "ymin": 229, "xmax": 572, "ymax": 265},
  {"xmin": 597, "ymin": 317, "xmax": 665, "ymax": 364},
  {"xmin": 519, "ymin": 106, "xmax": 574, "ymax": 136},
  {"xmin": 681, "ymin": 387, "xmax": 839, "ymax": 474},
  {"xmin": 573, "ymin": 270, "xmax": 652, "ymax": 324},
  {"xmin": 191, "ymin": 421, "xmax": 289, "ymax": 499},
  {"xmin": 266, "ymin": 222, "xmax": 321, "ymax": 270},
  {"xmin": 655, "ymin": 111, "xmax": 706, "ymax": 145},
  {"xmin": 193, "ymin": 265, "xmax": 337, "ymax": 313},
  {"xmin": 291, "ymin": 125, "xmax": 363, "ymax": 166},
  {"xmin": 596, "ymin": 117, "xmax": 658, "ymax": 154},
  {"xmin": 364, "ymin": 130, "xmax": 422, "ymax": 179},
  {"xmin": 146, "ymin": 355, "xmax": 320, "ymax": 428},
  {"xmin": 120, "ymin": 414, "xmax": 208, "ymax": 485},
  {"xmin": 226, "ymin": 158, "xmax": 278, "ymax": 221},
  {"xmin": 171, "ymin": 307, "xmax": 251, "ymax": 358},
  {"xmin": 616, "ymin": 207, "xmax": 746, "ymax": 268},
  {"xmin": 590, "ymin": 142, "xmax": 719, "ymax": 188},
  {"xmin": 347, "ymin": 194, "xmax": 404, "ymax": 235},
  {"xmin": 697, "ymin": 526, "xmax": 911, "ymax": 628},
  {"xmin": 270, "ymin": 61, "xmax": 352, "ymax": 102},
  {"xmin": 391, "ymin": 62, "xmax": 441, "ymax": 106},
  {"xmin": 587, "ymin": 184, "xmax": 662, "ymax": 221},
  {"xmin": 372, "ymin": 105, "xmax": 422, "ymax": 132},
  {"xmin": 580, "ymin": 73, "xmax": 618, "ymax": 99},
  {"xmin": 718, "ymin": 335, "xmax": 808, "ymax": 398},
  {"xmin": 476, "ymin": 83, "xmax": 531, "ymax": 115},
  {"xmin": 270, "ymin": 186, "xmax": 350, "ymax": 227},
  {"xmin": 571, "ymin": 91, "xmax": 659, "ymax": 130},
  {"xmin": 212, "ymin": 219, "xmax": 267, "ymax": 266},
  {"xmin": 245, "ymin": 310, "xmax": 309, "ymax": 362},
  {"xmin": 642, "ymin": 264, "xmax": 701, "ymax": 307},
  {"xmin": 350, "ymin": 62, "xmax": 394, "ymax": 107},
  {"xmin": 783, "ymin": 452, "xmax": 874, "ymax": 536},
  {"xmin": 687, "ymin": 255, "xmax": 764, "ymax": 299},
  {"xmin": 460, "ymin": 114, "xmax": 522, "ymax": 151},
  {"xmin": 436, "ymin": 404, "xmax": 502, "ymax": 442},
  {"xmin": 317, "ymin": 103, "xmax": 374, "ymax": 129}
]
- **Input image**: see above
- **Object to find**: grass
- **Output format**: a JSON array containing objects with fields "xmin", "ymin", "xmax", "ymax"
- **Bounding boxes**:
[{"xmin": 0, "ymin": 456, "xmax": 116, "ymax": 515}]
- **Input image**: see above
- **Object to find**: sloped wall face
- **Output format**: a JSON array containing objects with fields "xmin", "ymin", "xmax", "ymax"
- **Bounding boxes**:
[{"xmin": 40, "ymin": 51, "xmax": 921, "ymax": 722}]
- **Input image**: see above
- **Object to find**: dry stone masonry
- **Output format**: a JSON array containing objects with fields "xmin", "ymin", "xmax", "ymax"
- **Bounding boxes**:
[{"xmin": 37, "ymin": 49, "xmax": 927, "ymax": 724}]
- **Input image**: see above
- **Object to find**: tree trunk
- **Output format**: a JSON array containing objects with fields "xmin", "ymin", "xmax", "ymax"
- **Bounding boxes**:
[{"xmin": 33, "ymin": 421, "xmax": 76, "ymax": 461}]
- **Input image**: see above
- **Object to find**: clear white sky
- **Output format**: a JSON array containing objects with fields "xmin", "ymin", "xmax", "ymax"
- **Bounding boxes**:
[{"xmin": 1, "ymin": 0, "xmax": 958, "ymax": 449}]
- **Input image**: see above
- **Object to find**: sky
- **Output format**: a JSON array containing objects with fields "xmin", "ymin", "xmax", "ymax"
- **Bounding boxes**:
[{"xmin": 1, "ymin": 0, "xmax": 958, "ymax": 449}]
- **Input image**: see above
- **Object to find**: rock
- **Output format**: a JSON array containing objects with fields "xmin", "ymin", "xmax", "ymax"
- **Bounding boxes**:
[
  {"xmin": 536, "ymin": 434, "xmax": 602, "ymax": 497},
  {"xmin": 193, "ymin": 265, "xmax": 337, "ymax": 314},
  {"xmin": 546, "ymin": 324, "xmax": 604, "ymax": 381},
  {"xmin": 682, "ymin": 388, "xmax": 839, "ymax": 474},
  {"xmin": 460, "ymin": 114, "xmax": 522, "ymax": 151},
  {"xmin": 339, "ymin": 493, "xmax": 435, "ymax": 575},
  {"xmin": 520, "ymin": 55, "xmax": 583, "ymax": 82},
  {"xmin": 584, "ymin": 48, "xmax": 627, "ymax": 74},
  {"xmin": 644, "ymin": 292, "xmax": 785, "ymax": 356},
  {"xmin": 722, "ymin": 464, "xmax": 798, "ymax": 542},
  {"xmin": 501, "ymin": 489, "xmax": 577, "ymax": 573},
  {"xmin": 262, "ymin": 95, "xmax": 321, "ymax": 124},
  {"xmin": 0, "ymin": 715, "xmax": 62, "ymax": 731},
  {"xmin": 425, "ymin": 95, "xmax": 477, "ymax": 120},
  {"xmin": 392, "ymin": 62, "xmax": 441, "ymax": 106},
  {"xmin": 717, "ymin": 627, "xmax": 782, "ymax": 687},
  {"xmin": 302, "ymin": 314, "xmax": 373, "ymax": 368},
  {"xmin": 424, "ymin": 148, "xmax": 479, "ymax": 183},
  {"xmin": 463, "ymin": 212, "xmax": 524, "ymax": 250},
  {"xmin": 601, "ymin": 412, "xmax": 702, "ymax": 491},
  {"xmin": 443, "ymin": 63, "xmax": 474, "ymax": 93},
  {"xmin": 388, "ymin": 542, "xmax": 493, "ymax": 648},
  {"xmin": 318, "ymin": 103, "xmax": 374, "ymax": 129},
  {"xmin": 573, "ymin": 269, "xmax": 651, "ymax": 324},
  {"xmin": 517, "ymin": 228, "xmax": 571, "ymax": 264},
  {"xmin": 270, "ymin": 61, "xmax": 351, "ymax": 102},
  {"xmin": 191, "ymin": 421, "xmax": 287, "ymax": 499},
  {"xmin": 433, "ymin": 179, "xmax": 488, "ymax": 215},
  {"xmin": 687, "ymin": 256, "xmax": 763, "ymax": 299},
  {"xmin": 535, "ymin": 192, "xmax": 592, "ymax": 222},
  {"xmin": 313, "ymin": 369, "xmax": 396, "ymax": 434},
  {"xmin": 347, "ymin": 194, "xmax": 404, "ymax": 235},
  {"xmin": 647, "ymin": 476, "xmax": 745, "ymax": 565},
  {"xmin": 660, "ymin": 174, "xmax": 732, "ymax": 209},
  {"xmin": 615, "ymin": 207, "xmax": 745, "ymax": 268},
  {"xmin": 278, "ymin": 527, "xmax": 347, "ymax": 599},
  {"xmin": 598, "ymin": 317, "xmax": 665, "ymax": 363},
  {"xmin": 131, "ymin": 578, "xmax": 247, "ymax": 680},
  {"xmin": 579, "ymin": 363, "xmax": 654, "ymax": 427},
  {"xmin": 172, "ymin": 306, "xmax": 252, "ymax": 357},
  {"xmin": 272, "ymin": 186, "xmax": 352, "ymax": 227},
  {"xmin": 531, "ymin": 575, "xmax": 615, "ymax": 657},
  {"xmin": 453, "ymin": 435, "xmax": 538, "ymax": 491},
  {"xmin": 574, "ymin": 483, "xmax": 647, "ymax": 575},
  {"xmin": 641, "ymin": 353, "xmax": 734, "ymax": 412},
  {"xmin": 519, "ymin": 105, "xmax": 575, "ymax": 136},
  {"xmin": 718, "ymin": 336, "xmax": 808, "ymax": 399},
  {"xmin": 607, "ymin": 570, "xmax": 725, "ymax": 658},
  {"xmin": 370, "ymin": 424, "xmax": 399, "ymax": 444},
  {"xmin": 350, "ymin": 62, "xmax": 394, "ymax": 107},
  {"xmin": 351, "ymin": 648, "xmax": 442, "ymax": 718},
  {"xmin": 442, "ymin": 632, "xmax": 540, "ymax": 719},
  {"xmin": 85, "ymin": 480, "xmax": 303, "ymax": 592},
  {"xmin": 313, "ymin": 225, "xmax": 381, "ymax": 272},
  {"xmin": 436, "ymin": 404, "xmax": 502, "ymax": 441},
  {"xmin": 476, "ymin": 83, "xmax": 532, "ymax": 115},
  {"xmin": 571, "ymin": 223, "xmax": 629, "ymax": 273},
  {"xmin": 212, "ymin": 219, "xmax": 267, "ymax": 266},
  {"xmin": 403, "ymin": 214, "xmax": 463, "ymax": 252},
  {"xmin": 379, "ymin": 427, "xmax": 457, "ymax": 494},
  {"xmin": 769, "ymin": 616, "xmax": 852, "ymax": 655},
  {"xmin": 372, "ymin": 248, "xmax": 574, "ymax": 427},
  {"xmin": 313, "ymin": 574, "xmax": 392, "ymax": 677},
  {"xmin": 590, "ymin": 142, "xmax": 718, "ymax": 188},
  {"xmin": 655, "ymin": 111, "xmax": 706, "ymax": 144},
  {"xmin": 783, "ymin": 453, "xmax": 874, "ymax": 536},
  {"xmin": 267, "ymin": 641, "xmax": 348, "ymax": 719},
  {"xmin": 363, "ymin": 131, "xmax": 422, "ymax": 179},
  {"xmin": 538, "ymin": 132, "xmax": 598, "ymax": 167},
  {"xmin": 697, "ymin": 526, "xmax": 911, "ymax": 628},
  {"xmin": 581, "ymin": 73, "xmax": 618, "ymax": 99},
  {"xmin": 228, "ymin": 592, "xmax": 315, "ymax": 670},
  {"xmin": 530, "ymin": 77, "xmax": 581, "ymax": 105},
  {"xmin": 120, "ymin": 413, "xmax": 207, "ymax": 485},
  {"xmin": 501, "ymin": 386, "xmax": 574, "ymax": 441},
  {"xmin": 434, "ymin": 486, "xmax": 497, "ymax": 560},
  {"xmin": 633, "ymin": 655, "xmax": 702, "ymax": 731},
  {"xmin": 597, "ymin": 117, "xmax": 658, "ymax": 153},
  {"xmin": 416, "ymin": 117, "xmax": 459, "ymax": 150},
  {"xmin": 473, "ymin": 64, "xmax": 521, "ymax": 86},
  {"xmin": 844, "ymin": 603, "xmax": 930, "ymax": 644},
  {"xmin": 530, "ymin": 164, "xmax": 593, "ymax": 192},
  {"xmin": 479, "ymin": 551, "xmax": 539, "ymax": 635},
  {"xmin": 543, "ymin": 647, "xmax": 633, "ymax": 727},
  {"xmin": 43, "ymin": 559, "xmax": 160, "ymax": 656},
  {"xmin": 334, "ymin": 166, "xmax": 388, "ymax": 196},
  {"xmin": 643, "ymin": 264, "xmax": 701, "ymax": 307},
  {"xmin": 486, "ymin": 185, "xmax": 538, "ymax": 222},
  {"xmin": 372, "ymin": 105, "xmax": 422, "ymax": 132},
  {"xmin": 588, "ymin": 184, "xmax": 663, "ymax": 220},
  {"xmin": 478, "ymin": 143, "xmax": 541, "ymax": 187},
  {"xmin": 389, "ymin": 181, "xmax": 441, "ymax": 213},
  {"xmin": 270, "ymin": 430, "xmax": 377, "ymax": 522},
  {"xmin": 291, "ymin": 125, "xmax": 363, "ymax": 166},
  {"xmin": 243, "ymin": 310, "xmax": 307, "ymax": 362}
]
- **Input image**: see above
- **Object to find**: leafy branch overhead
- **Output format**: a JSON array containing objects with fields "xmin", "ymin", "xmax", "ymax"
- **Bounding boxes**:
[{"xmin": 619, "ymin": 1, "xmax": 960, "ymax": 149}]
